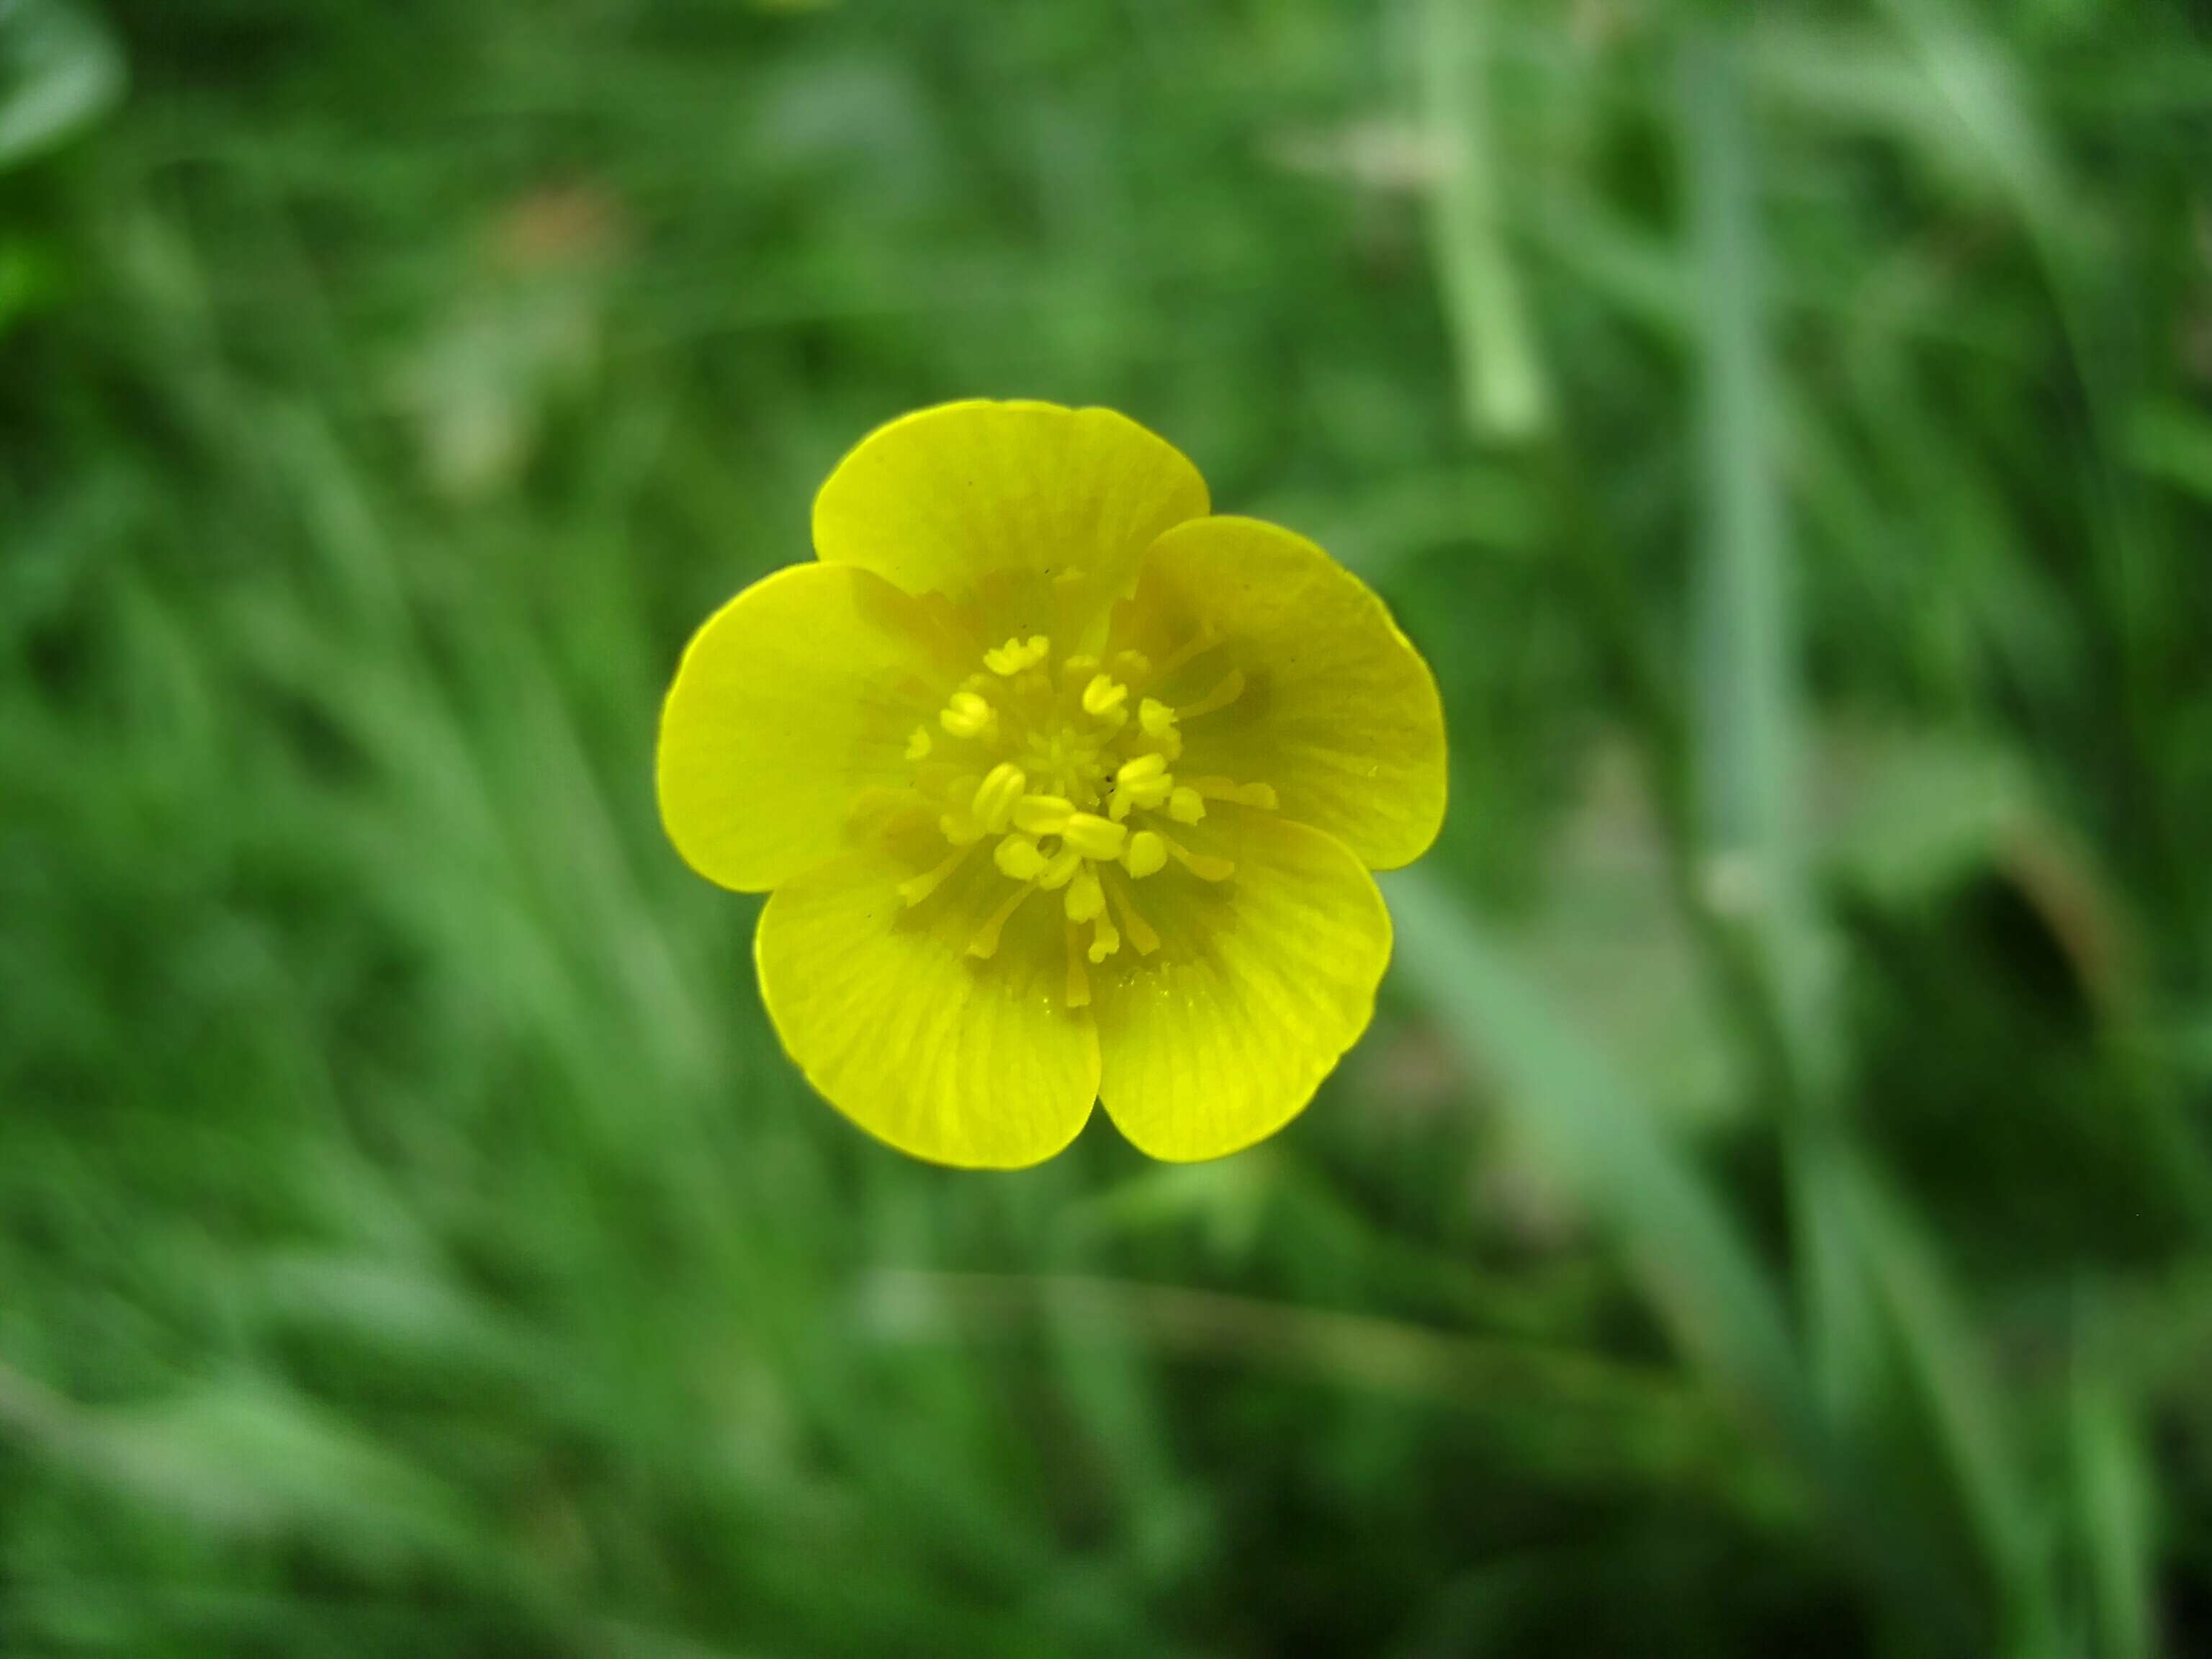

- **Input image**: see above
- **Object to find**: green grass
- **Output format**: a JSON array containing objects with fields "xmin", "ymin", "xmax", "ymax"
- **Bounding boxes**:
[{"xmin": 4, "ymin": 0, "xmax": 2212, "ymax": 1653}]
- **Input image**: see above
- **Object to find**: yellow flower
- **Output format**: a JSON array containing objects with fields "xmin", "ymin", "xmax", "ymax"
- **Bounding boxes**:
[{"xmin": 657, "ymin": 400, "xmax": 1447, "ymax": 1167}]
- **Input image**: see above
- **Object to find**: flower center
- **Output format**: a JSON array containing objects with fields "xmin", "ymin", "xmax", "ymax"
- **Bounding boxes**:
[{"xmin": 891, "ymin": 632, "xmax": 1277, "ymax": 1007}]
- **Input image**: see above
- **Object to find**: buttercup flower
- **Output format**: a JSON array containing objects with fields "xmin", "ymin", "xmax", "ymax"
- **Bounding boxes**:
[{"xmin": 657, "ymin": 401, "xmax": 1446, "ymax": 1167}]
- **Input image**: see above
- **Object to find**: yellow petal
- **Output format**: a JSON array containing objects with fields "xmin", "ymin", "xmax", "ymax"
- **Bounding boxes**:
[
  {"xmin": 812, "ymin": 400, "xmax": 1209, "ymax": 643},
  {"xmin": 657, "ymin": 562, "xmax": 958, "ymax": 893},
  {"xmin": 1128, "ymin": 515, "xmax": 1447, "ymax": 870},
  {"xmin": 756, "ymin": 850, "xmax": 1100, "ymax": 1167},
  {"xmin": 1092, "ymin": 815, "xmax": 1390, "ymax": 1161}
]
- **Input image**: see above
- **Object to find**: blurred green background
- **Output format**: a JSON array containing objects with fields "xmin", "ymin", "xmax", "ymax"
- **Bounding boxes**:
[{"xmin": 4, "ymin": 0, "xmax": 2212, "ymax": 1653}]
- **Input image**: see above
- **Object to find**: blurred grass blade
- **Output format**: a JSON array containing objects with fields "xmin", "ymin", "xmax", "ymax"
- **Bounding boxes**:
[
  {"xmin": 2126, "ymin": 400, "xmax": 2212, "ymax": 505},
  {"xmin": 1679, "ymin": 27, "xmax": 1887, "ymax": 1464},
  {"xmin": 1387, "ymin": 875, "xmax": 1982, "ymax": 1645},
  {"xmin": 860, "ymin": 1268, "xmax": 1776, "ymax": 1505},
  {"xmin": 1385, "ymin": 870, "xmax": 1806, "ymax": 1439},
  {"xmin": 1033, "ymin": 1270, "xmax": 1207, "ymax": 1585},
  {"xmin": 0, "ymin": 0, "xmax": 123, "ymax": 171},
  {"xmin": 1679, "ymin": 27, "xmax": 1825, "ymax": 1071},
  {"xmin": 2070, "ymin": 1361, "xmax": 2154, "ymax": 1659},
  {"xmin": 1872, "ymin": 0, "xmax": 2082, "ymax": 269},
  {"xmin": 1415, "ymin": 0, "xmax": 1550, "ymax": 443},
  {"xmin": 1838, "ymin": 1160, "xmax": 2054, "ymax": 1652},
  {"xmin": 1793, "ymin": 1156, "xmax": 1884, "ymax": 1426},
  {"xmin": 1, "ymin": 1365, "xmax": 475, "ymax": 1570}
]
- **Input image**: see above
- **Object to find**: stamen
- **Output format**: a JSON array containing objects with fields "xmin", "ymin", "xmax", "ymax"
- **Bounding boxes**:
[
  {"xmin": 1087, "ymin": 912, "xmax": 1120, "ymax": 963},
  {"xmin": 1123, "ymin": 830, "xmax": 1167, "ymax": 879},
  {"xmin": 1064, "ymin": 868, "xmax": 1106, "ymax": 923},
  {"xmin": 1142, "ymin": 630, "xmax": 1220, "ymax": 685},
  {"xmin": 1064, "ymin": 927, "xmax": 1092, "ymax": 1008},
  {"xmin": 940, "ymin": 691, "xmax": 998, "ymax": 740},
  {"xmin": 1138, "ymin": 698, "xmax": 1182, "ymax": 760},
  {"xmin": 1060, "ymin": 813, "xmax": 1127, "ymax": 861},
  {"xmin": 1164, "ymin": 836, "xmax": 1236, "ymax": 881},
  {"xmin": 907, "ymin": 629, "xmax": 1262, "ymax": 972},
  {"xmin": 1111, "ymin": 752, "xmax": 1174, "ymax": 819},
  {"xmin": 984, "ymin": 634, "xmax": 1050, "ymax": 675},
  {"xmin": 1175, "ymin": 669, "xmax": 1246, "ymax": 721},
  {"xmin": 933, "ymin": 771, "xmax": 984, "ymax": 843},
  {"xmin": 1108, "ymin": 876, "xmax": 1162, "ymax": 956},
  {"xmin": 968, "ymin": 884, "xmax": 1033, "ymax": 958},
  {"xmin": 1187, "ymin": 776, "xmax": 1280, "ymax": 809},
  {"xmin": 994, "ymin": 833, "xmax": 1047, "ymax": 881},
  {"xmin": 971, "ymin": 763, "xmax": 1028, "ymax": 832},
  {"xmin": 1036, "ymin": 843, "xmax": 1083, "ymax": 891},
  {"xmin": 897, "ymin": 846, "xmax": 969, "ymax": 907},
  {"xmin": 1012, "ymin": 794, "xmax": 1076, "ymax": 837},
  {"xmin": 1081, "ymin": 674, "xmax": 1128, "ymax": 722},
  {"xmin": 848, "ymin": 786, "xmax": 922, "ymax": 832}
]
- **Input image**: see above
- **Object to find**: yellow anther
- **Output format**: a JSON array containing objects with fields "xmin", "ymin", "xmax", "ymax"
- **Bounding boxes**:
[
  {"xmin": 1064, "ymin": 868, "xmax": 1106, "ymax": 924},
  {"xmin": 1123, "ymin": 830, "xmax": 1167, "ymax": 879},
  {"xmin": 1168, "ymin": 786, "xmax": 1206, "ymax": 824},
  {"xmin": 1111, "ymin": 650, "xmax": 1153, "ymax": 683},
  {"xmin": 1037, "ymin": 844, "xmax": 1083, "ymax": 891},
  {"xmin": 905, "ymin": 727, "xmax": 933, "ymax": 760},
  {"xmin": 940, "ymin": 691, "xmax": 997, "ymax": 740},
  {"xmin": 1112, "ymin": 752, "xmax": 1174, "ymax": 817},
  {"xmin": 984, "ymin": 634, "xmax": 1050, "ymax": 675},
  {"xmin": 1087, "ymin": 912, "xmax": 1120, "ymax": 963},
  {"xmin": 1177, "ymin": 669, "xmax": 1246, "ymax": 721},
  {"xmin": 1061, "ymin": 654, "xmax": 1099, "ymax": 676},
  {"xmin": 1137, "ymin": 698, "xmax": 1182, "ymax": 758},
  {"xmin": 994, "ymin": 833, "xmax": 1047, "ymax": 881},
  {"xmin": 971, "ymin": 763, "xmax": 1028, "ymax": 832},
  {"xmin": 1081, "ymin": 674, "xmax": 1128, "ymax": 721},
  {"xmin": 1012, "ymin": 794, "xmax": 1076, "ymax": 836},
  {"xmin": 1061, "ymin": 813, "xmax": 1127, "ymax": 861}
]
